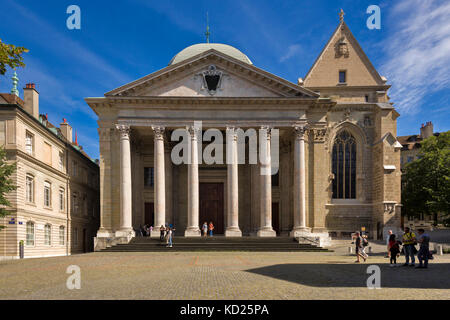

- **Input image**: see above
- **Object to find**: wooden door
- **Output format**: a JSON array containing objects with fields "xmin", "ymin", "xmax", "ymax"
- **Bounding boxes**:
[{"xmin": 199, "ymin": 183, "xmax": 224, "ymax": 234}]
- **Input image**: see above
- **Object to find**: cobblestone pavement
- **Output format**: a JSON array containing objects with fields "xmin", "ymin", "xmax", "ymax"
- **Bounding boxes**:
[{"xmin": 1, "ymin": 243, "xmax": 449, "ymax": 300}]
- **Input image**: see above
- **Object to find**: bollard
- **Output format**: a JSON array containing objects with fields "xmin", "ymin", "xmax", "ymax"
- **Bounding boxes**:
[
  {"xmin": 19, "ymin": 240, "xmax": 24, "ymax": 259},
  {"xmin": 348, "ymin": 246, "xmax": 353, "ymax": 254},
  {"xmin": 436, "ymin": 244, "xmax": 443, "ymax": 256},
  {"xmin": 368, "ymin": 246, "xmax": 372, "ymax": 254}
]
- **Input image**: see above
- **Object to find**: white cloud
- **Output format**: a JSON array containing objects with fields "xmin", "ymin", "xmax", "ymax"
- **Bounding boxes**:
[
  {"xmin": 380, "ymin": 0, "xmax": 450, "ymax": 114},
  {"xmin": 280, "ymin": 44, "xmax": 302, "ymax": 62}
]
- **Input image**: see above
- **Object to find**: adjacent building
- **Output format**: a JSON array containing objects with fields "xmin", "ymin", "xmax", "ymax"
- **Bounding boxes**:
[
  {"xmin": 86, "ymin": 13, "xmax": 403, "ymax": 250},
  {"xmin": 398, "ymin": 121, "xmax": 442, "ymax": 229},
  {"xmin": 0, "ymin": 84, "xmax": 100, "ymax": 259}
]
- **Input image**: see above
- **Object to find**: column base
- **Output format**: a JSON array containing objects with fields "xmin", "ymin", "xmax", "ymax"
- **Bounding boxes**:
[
  {"xmin": 289, "ymin": 227, "xmax": 311, "ymax": 238},
  {"xmin": 257, "ymin": 228, "xmax": 276, "ymax": 237},
  {"xmin": 184, "ymin": 227, "xmax": 201, "ymax": 237},
  {"xmin": 115, "ymin": 228, "xmax": 135, "ymax": 244},
  {"xmin": 225, "ymin": 227, "xmax": 242, "ymax": 237},
  {"xmin": 150, "ymin": 230, "xmax": 162, "ymax": 238},
  {"xmin": 292, "ymin": 229, "xmax": 332, "ymax": 248}
]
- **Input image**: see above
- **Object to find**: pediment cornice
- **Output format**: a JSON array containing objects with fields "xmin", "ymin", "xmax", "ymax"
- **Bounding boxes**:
[{"xmin": 105, "ymin": 50, "xmax": 319, "ymax": 98}]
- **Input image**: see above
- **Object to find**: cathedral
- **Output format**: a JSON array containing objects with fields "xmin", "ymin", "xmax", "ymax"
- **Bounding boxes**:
[{"xmin": 86, "ymin": 13, "xmax": 402, "ymax": 250}]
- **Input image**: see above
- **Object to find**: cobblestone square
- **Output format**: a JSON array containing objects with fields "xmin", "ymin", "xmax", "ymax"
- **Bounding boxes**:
[{"xmin": 1, "ymin": 242, "xmax": 449, "ymax": 300}]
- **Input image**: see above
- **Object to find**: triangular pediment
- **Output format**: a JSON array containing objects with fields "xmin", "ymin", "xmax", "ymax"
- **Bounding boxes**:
[
  {"xmin": 106, "ymin": 50, "xmax": 318, "ymax": 98},
  {"xmin": 304, "ymin": 21, "xmax": 385, "ymax": 87}
]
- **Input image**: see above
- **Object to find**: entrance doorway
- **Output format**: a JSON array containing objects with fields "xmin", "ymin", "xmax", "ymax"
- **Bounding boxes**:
[
  {"xmin": 145, "ymin": 202, "xmax": 154, "ymax": 227},
  {"xmin": 272, "ymin": 202, "xmax": 280, "ymax": 235},
  {"xmin": 199, "ymin": 183, "xmax": 224, "ymax": 234}
]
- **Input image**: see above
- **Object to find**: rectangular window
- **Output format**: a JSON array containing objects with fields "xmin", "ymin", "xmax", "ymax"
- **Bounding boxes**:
[
  {"xmin": 26, "ymin": 175, "xmax": 34, "ymax": 203},
  {"xmin": 59, "ymin": 188, "xmax": 65, "ymax": 211},
  {"xmin": 44, "ymin": 142, "xmax": 52, "ymax": 165},
  {"xmin": 72, "ymin": 193, "xmax": 79, "ymax": 214},
  {"xmin": 44, "ymin": 181, "xmax": 51, "ymax": 207},
  {"xmin": 44, "ymin": 224, "xmax": 51, "ymax": 245},
  {"xmin": 25, "ymin": 131, "xmax": 34, "ymax": 155},
  {"xmin": 339, "ymin": 71, "xmax": 346, "ymax": 83},
  {"xmin": 0, "ymin": 120, "xmax": 5, "ymax": 146},
  {"xmin": 26, "ymin": 222, "xmax": 35, "ymax": 246},
  {"xmin": 59, "ymin": 226, "xmax": 65, "ymax": 245},
  {"xmin": 59, "ymin": 152, "xmax": 65, "ymax": 171},
  {"xmin": 144, "ymin": 167, "xmax": 154, "ymax": 187},
  {"xmin": 72, "ymin": 161, "xmax": 78, "ymax": 177},
  {"xmin": 73, "ymin": 228, "xmax": 78, "ymax": 246}
]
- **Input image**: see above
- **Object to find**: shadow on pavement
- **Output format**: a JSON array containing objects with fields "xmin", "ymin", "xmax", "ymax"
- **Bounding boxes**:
[{"xmin": 245, "ymin": 263, "xmax": 450, "ymax": 289}]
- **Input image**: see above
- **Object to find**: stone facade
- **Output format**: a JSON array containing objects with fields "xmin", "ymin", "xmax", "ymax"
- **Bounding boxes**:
[
  {"xmin": 0, "ymin": 87, "xmax": 100, "ymax": 259},
  {"xmin": 87, "ymin": 18, "xmax": 402, "ymax": 250}
]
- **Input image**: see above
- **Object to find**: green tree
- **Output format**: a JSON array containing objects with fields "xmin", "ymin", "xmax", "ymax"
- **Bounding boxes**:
[
  {"xmin": 0, "ymin": 146, "xmax": 17, "ymax": 230},
  {"xmin": 0, "ymin": 38, "xmax": 28, "ymax": 75},
  {"xmin": 402, "ymin": 131, "xmax": 450, "ymax": 223}
]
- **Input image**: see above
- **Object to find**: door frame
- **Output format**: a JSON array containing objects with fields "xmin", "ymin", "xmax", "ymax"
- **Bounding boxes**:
[{"xmin": 198, "ymin": 168, "xmax": 228, "ymax": 229}]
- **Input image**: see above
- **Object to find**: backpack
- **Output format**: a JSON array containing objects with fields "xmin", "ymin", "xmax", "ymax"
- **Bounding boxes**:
[{"xmin": 362, "ymin": 238, "xmax": 369, "ymax": 247}]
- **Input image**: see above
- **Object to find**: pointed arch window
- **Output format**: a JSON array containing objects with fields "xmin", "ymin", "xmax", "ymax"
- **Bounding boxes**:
[{"xmin": 332, "ymin": 130, "xmax": 356, "ymax": 199}]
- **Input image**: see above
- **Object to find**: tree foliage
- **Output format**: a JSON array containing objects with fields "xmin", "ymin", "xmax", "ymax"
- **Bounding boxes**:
[
  {"xmin": 402, "ymin": 131, "xmax": 450, "ymax": 221},
  {"xmin": 0, "ymin": 146, "xmax": 17, "ymax": 230},
  {"xmin": 0, "ymin": 38, "xmax": 28, "ymax": 75}
]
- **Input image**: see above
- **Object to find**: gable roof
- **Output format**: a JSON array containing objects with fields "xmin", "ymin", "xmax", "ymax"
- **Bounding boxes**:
[
  {"xmin": 303, "ymin": 20, "xmax": 386, "ymax": 87},
  {"xmin": 106, "ymin": 49, "xmax": 319, "ymax": 98}
]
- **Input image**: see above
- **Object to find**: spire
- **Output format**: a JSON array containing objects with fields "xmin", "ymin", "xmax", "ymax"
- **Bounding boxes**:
[
  {"xmin": 339, "ymin": 8, "xmax": 345, "ymax": 23},
  {"xmin": 205, "ymin": 12, "xmax": 210, "ymax": 43},
  {"xmin": 11, "ymin": 70, "xmax": 19, "ymax": 97}
]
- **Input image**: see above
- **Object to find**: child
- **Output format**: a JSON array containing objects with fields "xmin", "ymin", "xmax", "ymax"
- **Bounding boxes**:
[{"xmin": 389, "ymin": 234, "xmax": 401, "ymax": 267}]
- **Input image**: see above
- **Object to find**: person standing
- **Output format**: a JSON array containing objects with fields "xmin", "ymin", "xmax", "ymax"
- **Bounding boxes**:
[
  {"xmin": 159, "ymin": 225, "xmax": 166, "ymax": 242},
  {"xmin": 354, "ymin": 232, "xmax": 366, "ymax": 263},
  {"xmin": 389, "ymin": 234, "xmax": 400, "ymax": 267},
  {"xmin": 166, "ymin": 226, "xmax": 175, "ymax": 248},
  {"xmin": 416, "ymin": 228, "xmax": 430, "ymax": 269},
  {"xmin": 386, "ymin": 230, "xmax": 393, "ymax": 258},
  {"xmin": 208, "ymin": 221, "xmax": 214, "ymax": 237},
  {"xmin": 202, "ymin": 222, "xmax": 208, "ymax": 238},
  {"xmin": 402, "ymin": 227, "xmax": 417, "ymax": 267}
]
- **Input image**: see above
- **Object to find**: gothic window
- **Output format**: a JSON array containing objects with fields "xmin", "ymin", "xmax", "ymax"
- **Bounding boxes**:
[{"xmin": 332, "ymin": 130, "xmax": 356, "ymax": 199}]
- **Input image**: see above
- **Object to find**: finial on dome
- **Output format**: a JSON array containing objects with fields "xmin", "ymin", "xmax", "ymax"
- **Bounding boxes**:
[
  {"xmin": 205, "ymin": 12, "xmax": 210, "ymax": 43},
  {"xmin": 339, "ymin": 9, "xmax": 345, "ymax": 22}
]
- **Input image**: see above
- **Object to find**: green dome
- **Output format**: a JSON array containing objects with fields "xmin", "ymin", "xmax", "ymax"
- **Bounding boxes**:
[{"xmin": 169, "ymin": 43, "xmax": 253, "ymax": 65}]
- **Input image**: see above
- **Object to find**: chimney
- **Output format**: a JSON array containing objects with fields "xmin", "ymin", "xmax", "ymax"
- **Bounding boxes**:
[
  {"xmin": 420, "ymin": 121, "xmax": 433, "ymax": 139},
  {"xmin": 23, "ymin": 83, "xmax": 39, "ymax": 119},
  {"xmin": 60, "ymin": 119, "xmax": 73, "ymax": 142}
]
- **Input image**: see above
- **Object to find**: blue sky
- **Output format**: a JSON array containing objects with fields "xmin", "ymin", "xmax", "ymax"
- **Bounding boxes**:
[{"xmin": 0, "ymin": 0, "xmax": 449, "ymax": 159}]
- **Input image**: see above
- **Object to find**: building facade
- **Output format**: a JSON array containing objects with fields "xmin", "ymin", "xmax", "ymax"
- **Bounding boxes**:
[
  {"xmin": 0, "ymin": 85, "xmax": 100, "ymax": 259},
  {"xmin": 398, "ymin": 121, "xmax": 442, "ymax": 230},
  {"xmin": 87, "ymin": 16, "xmax": 403, "ymax": 250}
]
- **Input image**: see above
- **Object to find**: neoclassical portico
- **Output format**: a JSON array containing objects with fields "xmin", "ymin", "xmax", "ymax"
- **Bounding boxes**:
[{"xmin": 89, "ymin": 15, "xmax": 403, "ymax": 250}]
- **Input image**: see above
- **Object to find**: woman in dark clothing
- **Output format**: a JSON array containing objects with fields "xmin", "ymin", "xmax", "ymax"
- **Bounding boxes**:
[{"xmin": 160, "ymin": 225, "xmax": 166, "ymax": 242}]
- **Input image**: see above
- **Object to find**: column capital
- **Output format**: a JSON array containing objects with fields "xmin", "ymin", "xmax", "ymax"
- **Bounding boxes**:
[
  {"xmin": 115, "ymin": 124, "xmax": 131, "ymax": 136},
  {"xmin": 294, "ymin": 125, "xmax": 308, "ymax": 140},
  {"xmin": 226, "ymin": 126, "xmax": 239, "ymax": 141},
  {"xmin": 187, "ymin": 125, "xmax": 201, "ymax": 138},
  {"xmin": 152, "ymin": 126, "xmax": 165, "ymax": 140}
]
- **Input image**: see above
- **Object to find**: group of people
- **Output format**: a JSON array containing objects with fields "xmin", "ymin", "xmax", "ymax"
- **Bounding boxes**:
[
  {"xmin": 353, "ymin": 227, "xmax": 432, "ymax": 268},
  {"xmin": 386, "ymin": 227, "xmax": 431, "ymax": 268},
  {"xmin": 201, "ymin": 221, "xmax": 214, "ymax": 237},
  {"xmin": 159, "ymin": 225, "xmax": 175, "ymax": 248}
]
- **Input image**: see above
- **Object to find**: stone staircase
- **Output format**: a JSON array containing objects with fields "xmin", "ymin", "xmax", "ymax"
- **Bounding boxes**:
[{"xmin": 100, "ymin": 236, "xmax": 331, "ymax": 252}]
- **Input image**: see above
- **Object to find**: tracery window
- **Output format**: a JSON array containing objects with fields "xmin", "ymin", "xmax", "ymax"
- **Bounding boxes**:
[{"xmin": 332, "ymin": 130, "xmax": 356, "ymax": 199}]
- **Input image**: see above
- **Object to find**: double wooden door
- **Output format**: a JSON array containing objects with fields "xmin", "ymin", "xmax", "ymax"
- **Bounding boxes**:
[{"xmin": 199, "ymin": 183, "xmax": 224, "ymax": 234}]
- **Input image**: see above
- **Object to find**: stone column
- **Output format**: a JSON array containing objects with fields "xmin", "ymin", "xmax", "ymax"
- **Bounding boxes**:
[
  {"xmin": 225, "ymin": 127, "xmax": 242, "ymax": 237},
  {"xmin": 257, "ymin": 126, "xmax": 276, "ymax": 237},
  {"xmin": 115, "ymin": 124, "xmax": 134, "ymax": 240},
  {"xmin": 185, "ymin": 126, "xmax": 200, "ymax": 237},
  {"xmin": 291, "ymin": 125, "xmax": 310, "ymax": 236},
  {"xmin": 152, "ymin": 126, "xmax": 166, "ymax": 237}
]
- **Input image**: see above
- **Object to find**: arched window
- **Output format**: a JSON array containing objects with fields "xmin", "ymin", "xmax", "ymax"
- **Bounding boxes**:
[{"xmin": 332, "ymin": 130, "xmax": 356, "ymax": 199}]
